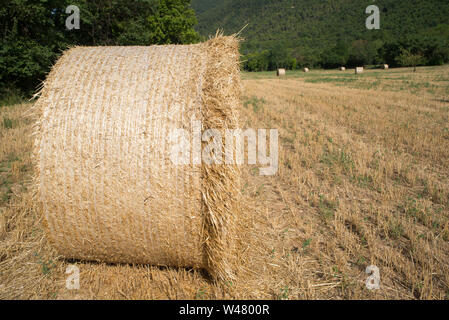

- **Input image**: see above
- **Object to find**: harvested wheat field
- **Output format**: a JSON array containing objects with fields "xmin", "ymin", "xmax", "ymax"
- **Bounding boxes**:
[{"xmin": 1, "ymin": 65, "xmax": 448, "ymax": 299}]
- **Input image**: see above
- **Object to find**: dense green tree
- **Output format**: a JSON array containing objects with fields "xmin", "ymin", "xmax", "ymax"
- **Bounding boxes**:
[
  {"xmin": 244, "ymin": 50, "xmax": 270, "ymax": 71},
  {"xmin": 146, "ymin": 0, "xmax": 200, "ymax": 44},
  {"xmin": 347, "ymin": 40, "xmax": 381, "ymax": 67},
  {"xmin": 269, "ymin": 44, "xmax": 289, "ymax": 70},
  {"xmin": 395, "ymin": 48, "xmax": 425, "ymax": 72},
  {"xmin": 321, "ymin": 41, "xmax": 349, "ymax": 68},
  {"xmin": 0, "ymin": 0, "xmax": 199, "ymax": 99},
  {"xmin": 426, "ymin": 45, "xmax": 449, "ymax": 66}
]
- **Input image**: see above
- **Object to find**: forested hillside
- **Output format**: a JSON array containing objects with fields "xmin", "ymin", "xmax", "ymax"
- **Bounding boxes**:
[
  {"xmin": 1, "ymin": 0, "xmax": 448, "ymax": 100},
  {"xmin": 191, "ymin": 0, "xmax": 449, "ymax": 70}
]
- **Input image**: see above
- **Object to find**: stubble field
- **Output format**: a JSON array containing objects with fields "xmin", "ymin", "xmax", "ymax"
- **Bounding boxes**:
[{"xmin": 1, "ymin": 65, "xmax": 448, "ymax": 299}]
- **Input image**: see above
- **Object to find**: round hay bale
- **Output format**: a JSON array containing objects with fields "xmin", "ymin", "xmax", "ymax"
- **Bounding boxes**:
[
  {"xmin": 355, "ymin": 67, "xmax": 364, "ymax": 74},
  {"xmin": 276, "ymin": 68, "xmax": 286, "ymax": 76},
  {"xmin": 303, "ymin": 68, "xmax": 310, "ymax": 73},
  {"xmin": 340, "ymin": 67, "xmax": 346, "ymax": 71},
  {"xmin": 382, "ymin": 64, "xmax": 389, "ymax": 70},
  {"xmin": 32, "ymin": 36, "xmax": 242, "ymax": 281}
]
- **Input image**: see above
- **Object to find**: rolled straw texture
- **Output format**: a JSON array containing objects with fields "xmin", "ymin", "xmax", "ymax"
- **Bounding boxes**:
[{"xmin": 33, "ymin": 36, "xmax": 242, "ymax": 281}]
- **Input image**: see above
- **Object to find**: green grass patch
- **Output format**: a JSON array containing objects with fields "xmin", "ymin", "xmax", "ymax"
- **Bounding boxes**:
[
  {"xmin": 244, "ymin": 95, "xmax": 266, "ymax": 113},
  {"xmin": 320, "ymin": 148, "xmax": 355, "ymax": 173},
  {"xmin": 305, "ymin": 77, "xmax": 358, "ymax": 85},
  {"xmin": 352, "ymin": 174, "xmax": 375, "ymax": 189},
  {"xmin": 318, "ymin": 195, "xmax": 338, "ymax": 220},
  {"xmin": 0, "ymin": 94, "xmax": 25, "ymax": 108},
  {"xmin": 389, "ymin": 221, "xmax": 405, "ymax": 240}
]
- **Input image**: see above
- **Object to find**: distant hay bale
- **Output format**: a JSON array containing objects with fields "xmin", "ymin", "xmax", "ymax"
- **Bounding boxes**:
[
  {"xmin": 340, "ymin": 67, "xmax": 346, "ymax": 71},
  {"xmin": 355, "ymin": 67, "xmax": 364, "ymax": 74},
  {"xmin": 303, "ymin": 68, "xmax": 310, "ymax": 73},
  {"xmin": 277, "ymin": 68, "xmax": 286, "ymax": 76},
  {"xmin": 382, "ymin": 64, "xmax": 389, "ymax": 70},
  {"xmin": 32, "ymin": 36, "xmax": 242, "ymax": 281}
]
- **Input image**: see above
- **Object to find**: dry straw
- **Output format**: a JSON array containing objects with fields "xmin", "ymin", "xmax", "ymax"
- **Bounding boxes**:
[
  {"xmin": 0, "ymin": 210, "xmax": 6, "ymax": 241},
  {"xmin": 32, "ymin": 35, "xmax": 242, "ymax": 282},
  {"xmin": 276, "ymin": 68, "xmax": 286, "ymax": 76}
]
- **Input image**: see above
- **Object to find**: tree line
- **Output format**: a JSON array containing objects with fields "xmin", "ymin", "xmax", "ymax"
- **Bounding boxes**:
[{"xmin": 242, "ymin": 31, "xmax": 449, "ymax": 71}]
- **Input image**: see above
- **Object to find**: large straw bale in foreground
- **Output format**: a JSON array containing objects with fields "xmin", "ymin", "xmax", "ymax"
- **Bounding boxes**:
[{"xmin": 33, "ymin": 36, "xmax": 242, "ymax": 281}]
